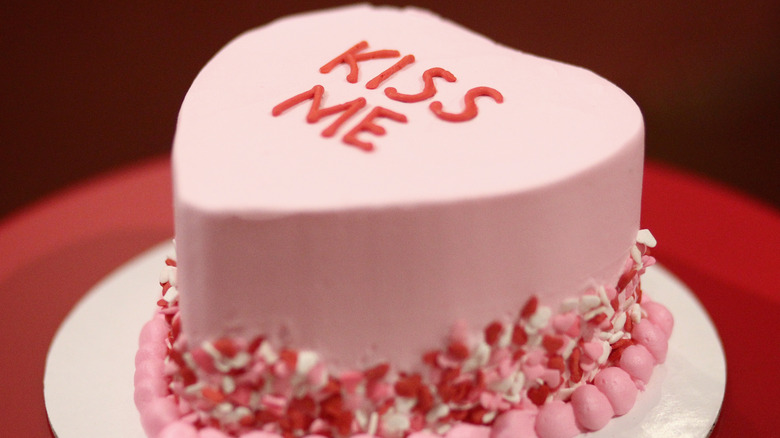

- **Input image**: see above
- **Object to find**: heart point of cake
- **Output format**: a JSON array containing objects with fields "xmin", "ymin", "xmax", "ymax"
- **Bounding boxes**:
[{"xmin": 136, "ymin": 4, "xmax": 673, "ymax": 438}]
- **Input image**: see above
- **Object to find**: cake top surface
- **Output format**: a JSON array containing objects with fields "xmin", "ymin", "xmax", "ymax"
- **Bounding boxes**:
[{"xmin": 173, "ymin": 4, "xmax": 642, "ymax": 213}]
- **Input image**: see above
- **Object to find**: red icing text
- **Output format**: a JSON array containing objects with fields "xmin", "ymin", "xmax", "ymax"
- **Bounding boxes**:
[{"xmin": 273, "ymin": 41, "xmax": 503, "ymax": 152}]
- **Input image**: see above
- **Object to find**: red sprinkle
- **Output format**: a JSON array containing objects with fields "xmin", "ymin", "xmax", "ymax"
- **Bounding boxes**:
[
  {"xmin": 542, "ymin": 335, "xmax": 565, "ymax": 354},
  {"xmin": 590, "ymin": 312, "xmax": 608, "ymax": 326},
  {"xmin": 624, "ymin": 315, "xmax": 634, "ymax": 334},
  {"xmin": 447, "ymin": 341, "xmax": 471, "ymax": 361},
  {"xmin": 527, "ymin": 383, "xmax": 550, "ymax": 406},
  {"xmin": 520, "ymin": 296, "xmax": 539, "ymax": 319},
  {"xmin": 395, "ymin": 374, "xmax": 423, "ymax": 398},
  {"xmin": 201, "ymin": 386, "xmax": 225, "ymax": 404},
  {"xmin": 484, "ymin": 321, "xmax": 504, "ymax": 346},
  {"xmin": 364, "ymin": 362, "xmax": 390, "ymax": 381},
  {"xmin": 547, "ymin": 355, "xmax": 565, "ymax": 374},
  {"xmin": 213, "ymin": 338, "xmax": 238, "ymax": 358},
  {"xmin": 569, "ymin": 348, "xmax": 583, "ymax": 383},
  {"xmin": 279, "ymin": 349, "xmax": 298, "ymax": 369},
  {"xmin": 511, "ymin": 324, "xmax": 528, "ymax": 346}
]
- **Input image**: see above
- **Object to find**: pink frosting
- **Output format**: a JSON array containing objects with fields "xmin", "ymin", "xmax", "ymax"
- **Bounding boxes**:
[
  {"xmin": 632, "ymin": 319, "xmax": 669, "ymax": 363},
  {"xmin": 158, "ymin": 422, "xmax": 198, "ymax": 438},
  {"xmin": 490, "ymin": 410, "xmax": 538, "ymax": 438},
  {"xmin": 200, "ymin": 428, "xmax": 233, "ymax": 438},
  {"xmin": 239, "ymin": 433, "xmax": 283, "ymax": 438},
  {"xmin": 407, "ymin": 432, "xmax": 440, "ymax": 438},
  {"xmin": 593, "ymin": 367, "xmax": 638, "ymax": 416},
  {"xmin": 618, "ymin": 344, "xmax": 656, "ymax": 385},
  {"xmin": 139, "ymin": 397, "xmax": 181, "ymax": 438},
  {"xmin": 445, "ymin": 424, "xmax": 491, "ymax": 438},
  {"xmin": 534, "ymin": 401, "xmax": 580, "ymax": 438},
  {"xmin": 642, "ymin": 300, "xmax": 675, "ymax": 338},
  {"xmin": 569, "ymin": 385, "xmax": 614, "ymax": 431}
]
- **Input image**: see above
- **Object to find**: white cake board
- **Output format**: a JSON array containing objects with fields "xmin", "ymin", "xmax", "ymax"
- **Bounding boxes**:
[{"xmin": 44, "ymin": 242, "xmax": 726, "ymax": 437}]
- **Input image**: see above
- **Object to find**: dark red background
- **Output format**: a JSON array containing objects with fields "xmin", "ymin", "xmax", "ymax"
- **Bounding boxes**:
[{"xmin": 1, "ymin": 1, "xmax": 778, "ymax": 437}]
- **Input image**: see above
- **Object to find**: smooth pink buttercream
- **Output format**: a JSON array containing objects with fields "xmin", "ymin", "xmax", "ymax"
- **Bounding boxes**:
[
  {"xmin": 593, "ymin": 367, "xmax": 638, "ymax": 416},
  {"xmin": 632, "ymin": 319, "xmax": 669, "ymax": 363},
  {"xmin": 139, "ymin": 397, "xmax": 181, "ymax": 438},
  {"xmin": 490, "ymin": 410, "xmax": 538, "ymax": 438},
  {"xmin": 200, "ymin": 428, "xmax": 233, "ymax": 438},
  {"xmin": 534, "ymin": 401, "xmax": 580, "ymax": 438},
  {"xmin": 618, "ymin": 345, "xmax": 656, "ymax": 385},
  {"xmin": 173, "ymin": 4, "xmax": 644, "ymax": 370},
  {"xmin": 239, "ymin": 433, "xmax": 283, "ymax": 438},
  {"xmin": 642, "ymin": 300, "xmax": 675, "ymax": 338},
  {"xmin": 569, "ymin": 385, "xmax": 614, "ymax": 431},
  {"xmin": 445, "ymin": 424, "xmax": 492, "ymax": 438},
  {"xmin": 158, "ymin": 422, "xmax": 198, "ymax": 438}
]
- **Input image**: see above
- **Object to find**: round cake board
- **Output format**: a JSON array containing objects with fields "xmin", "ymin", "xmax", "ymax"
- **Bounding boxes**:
[{"xmin": 44, "ymin": 241, "xmax": 725, "ymax": 437}]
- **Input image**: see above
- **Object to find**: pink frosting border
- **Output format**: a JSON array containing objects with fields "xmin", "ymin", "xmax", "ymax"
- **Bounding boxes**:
[{"xmin": 135, "ymin": 234, "xmax": 672, "ymax": 438}]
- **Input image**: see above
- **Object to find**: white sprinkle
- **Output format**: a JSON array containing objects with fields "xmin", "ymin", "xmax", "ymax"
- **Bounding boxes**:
[
  {"xmin": 608, "ymin": 331, "xmax": 626, "ymax": 344},
  {"xmin": 295, "ymin": 350, "xmax": 319, "ymax": 376},
  {"xmin": 258, "ymin": 341, "xmax": 278, "ymax": 364},
  {"xmin": 163, "ymin": 286, "xmax": 179, "ymax": 303},
  {"xmin": 395, "ymin": 396, "xmax": 416, "ymax": 414},
  {"xmin": 183, "ymin": 382, "xmax": 204, "ymax": 395},
  {"xmin": 528, "ymin": 306, "xmax": 552, "ymax": 330},
  {"xmin": 597, "ymin": 286, "xmax": 610, "ymax": 306},
  {"xmin": 497, "ymin": 322, "xmax": 513, "ymax": 348},
  {"xmin": 598, "ymin": 340, "xmax": 612, "ymax": 364},
  {"xmin": 598, "ymin": 331, "xmax": 613, "ymax": 341},
  {"xmin": 462, "ymin": 341, "xmax": 491, "ymax": 373},
  {"xmin": 561, "ymin": 338, "xmax": 577, "ymax": 360},
  {"xmin": 367, "ymin": 411, "xmax": 379, "ymax": 436},
  {"xmin": 556, "ymin": 386, "xmax": 577, "ymax": 400},
  {"xmin": 636, "ymin": 229, "xmax": 657, "ymax": 247},
  {"xmin": 382, "ymin": 410, "xmax": 411, "ymax": 436},
  {"xmin": 214, "ymin": 402, "xmax": 233, "ymax": 416},
  {"xmin": 426, "ymin": 404, "xmax": 450, "ymax": 424},
  {"xmin": 355, "ymin": 410, "xmax": 368, "ymax": 430},
  {"xmin": 612, "ymin": 312, "xmax": 627, "ymax": 332},
  {"xmin": 202, "ymin": 342, "xmax": 222, "ymax": 362},
  {"xmin": 158, "ymin": 266, "xmax": 175, "ymax": 285},
  {"xmin": 483, "ymin": 411, "xmax": 497, "ymax": 424},
  {"xmin": 631, "ymin": 245, "xmax": 643, "ymax": 267},
  {"xmin": 579, "ymin": 295, "xmax": 601, "ymax": 313},
  {"xmin": 561, "ymin": 298, "xmax": 579, "ymax": 312},
  {"xmin": 233, "ymin": 406, "xmax": 251, "ymax": 422},
  {"xmin": 228, "ymin": 351, "xmax": 251, "ymax": 370},
  {"xmin": 630, "ymin": 304, "xmax": 643, "ymax": 323},
  {"xmin": 222, "ymin": 376, "xmax": 236, "ymax": 394}
]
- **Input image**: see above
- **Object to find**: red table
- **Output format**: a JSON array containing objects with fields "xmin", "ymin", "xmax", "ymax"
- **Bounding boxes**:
[{"xmin": 0, "ymin": 157, "xmax": 777, "ymax": 436}]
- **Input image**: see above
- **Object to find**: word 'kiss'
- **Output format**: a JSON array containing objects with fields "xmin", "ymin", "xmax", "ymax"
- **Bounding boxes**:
[{"xmin": 272, "ymin": 41, "xmax": 503, "ymax": 152}]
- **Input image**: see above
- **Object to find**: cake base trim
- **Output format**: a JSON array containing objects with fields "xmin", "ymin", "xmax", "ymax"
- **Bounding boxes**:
[
  {"xmin": 133, "ymin": 233, "xmax": 683, "ymax": 438},
  {"xmin": 43, "ymin": 241, "xmax": 725, "ymax": 438}
]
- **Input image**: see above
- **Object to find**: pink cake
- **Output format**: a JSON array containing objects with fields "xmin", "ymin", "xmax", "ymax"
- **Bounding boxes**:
[{"xmin": 135, "ymin": 5, "xmax": 673, "ymax": 438}]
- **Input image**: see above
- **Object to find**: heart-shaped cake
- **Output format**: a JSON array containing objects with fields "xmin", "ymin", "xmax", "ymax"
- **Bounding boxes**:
[{"xmin": 135, "ymin": 5, "xmax": 672, "ymax": 438}]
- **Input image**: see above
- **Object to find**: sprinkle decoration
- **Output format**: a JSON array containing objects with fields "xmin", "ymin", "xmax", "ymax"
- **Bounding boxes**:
[{"xmin": 142, "ymin": 231, "xmax": 670, "ymax": 437}]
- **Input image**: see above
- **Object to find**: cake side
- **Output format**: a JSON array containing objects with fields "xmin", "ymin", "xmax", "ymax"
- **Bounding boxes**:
[{"xmin": 172, "ymin": 4, "xmax": 645, "ymax": 369}]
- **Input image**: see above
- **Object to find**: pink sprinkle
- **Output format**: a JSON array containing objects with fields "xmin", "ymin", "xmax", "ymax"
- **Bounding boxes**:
[
  {"xmin": 582, "ymin": 341, "xmax": 604, "ymax": 362},
  {"xmin": 339, "ymin": 370, "xmax": 364, "ymax": 393}
]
